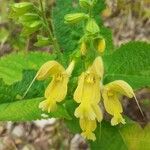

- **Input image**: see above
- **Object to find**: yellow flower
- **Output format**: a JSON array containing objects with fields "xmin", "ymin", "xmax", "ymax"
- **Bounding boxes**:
[
  {"xmin": 74, "ymin": 56, "xmax": 103, "ymax": 140},
  {"xmin": 36, "ymin": 60, "xmax": 75, "ymax": 112},
  {"xmin": 102, "ymin": 80, "xmax": 136, "ymax": 126}
]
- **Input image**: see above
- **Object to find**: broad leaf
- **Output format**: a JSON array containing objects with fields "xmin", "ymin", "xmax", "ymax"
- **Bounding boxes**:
[
  {"xmin": 0, "ymin": 52, "xmax": 55, "ymax": 85},
  {"xmin": 0, "ymin": 97, "xmax": 70, "ymax": 121},
  {"xmin": 104, "ymin": 41, "xmax": 150, "ymax": 89},
  {"xmin": 90, "ymin": 121, "xmax": 127, "ymax": 150},
  {"xmin": 121, "ymin": 122, "xmax": 150, "ymax": 150},
  {"xmin": 91, "ymin": 121, "xmax": 150, "ymax": 150},
  {"xmin": 0, "ymin": 70, "xmax": 71, "ymax": 121},
  {"xmin": 0, "ymin": 70, "xmax": 45, "ymax": 104}
]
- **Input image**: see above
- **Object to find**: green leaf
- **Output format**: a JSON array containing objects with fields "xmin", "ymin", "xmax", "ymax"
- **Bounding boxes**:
[
  {"xmin": 0, "ymin": 70, "xmax": 71, "ymax": 121},
  {"xmin": 0, "ymin": 97, "xmax": 70, "ymax": 121},
  {"xmin": 104, "ymin": 41, "xmax": 150, "ymax": 89},
  {"xmin": 90, "ymin": 121, "xmax": 127, "ymax": 150},
  {"xmin": 0, "ymin": 70, "xmax": 45, "ymax": 104},
  {"xmin": 64, "ymin": 100, "xmax": 81, "ymax": 133},
  {"xmin": 52, "ymin": 0, "xmax": 82, "ymax": 54},
  {"xmin": 0, "ymin": 52, "xmax": 56, "ymax": 85},
  {"xmin": 90, "ymin": 121, "xmax": 150, "ymax": 150},
  {"xmin": 120, "ymin": 123, "xmax": 150, "ymax": 150}
]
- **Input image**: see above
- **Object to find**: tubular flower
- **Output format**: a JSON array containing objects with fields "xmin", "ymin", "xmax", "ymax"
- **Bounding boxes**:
[
  {"xmin": 102, "ymin": 80, "xmax": 135, "ymax": 126},
  {"xmin": 36, "ymin": 60, "xmax": 75, "ymax": 112},
  {"xmin": 74, "ymin": 56, "xmax": 103, "ymax": 141}
]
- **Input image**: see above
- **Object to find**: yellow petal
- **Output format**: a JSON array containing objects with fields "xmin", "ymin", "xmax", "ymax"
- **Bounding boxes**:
[
  {"xmin": 39, "ymin": 99, "xmax": 57, "ymax": 113},
  {"xmin": 80, "ymin": 119, "xmax": 97, "ymax": 132},
  {"xmin": 92, "ymin": 77, "xmax": 101, "ymax": 104},
  {"xmin": 80, "ymin": 119, "xmax": 97, "ymax": 141},
  {"xmin": 44, "ymin": 75, "xmax": 69, "ymax": 101},
  {"xmin": 88, "ymin": 56, "xmax": 104, "ymax": 78},
  {"xmin": 81, "ymin": 132, "xmax": 96, "ymax": 141},
  {"xmin": 74, "ymin": 73, "xmax": 101, "ymax": 104},
  {"xmin": 74, "ymin": 57, "xmax": 102, "ymax": 104},
  {"xmin": 104, "ymin": 80, "xmax": 134, "ymax": 98},
  {"xmin": 36, "ymin": 61, "xmax": 65, "ymax": 80},
  {"xmin": 104, "ymin": 80, "xmax": 144, "ymax": 117},
  {"xmin": 38, "ymin": 61, "xmax": 75, "ymax": 113},
  {"xmin": 75, "ymin": 103, "xmax": 96, "ymax": 120},
  {"xmin": 91, "ymin": 103, "xmax": 103, "ymax": 122},
  {"xmin": 111, "ymin": 114, "xmax": 126, "ymax": 126},
  {"xmin": 102, "ymin": 91, "xmax": 123, "ymax": 116},
  {"xmin": 74, "ymin": 73, "xmax": 85, "ymax": 103}
]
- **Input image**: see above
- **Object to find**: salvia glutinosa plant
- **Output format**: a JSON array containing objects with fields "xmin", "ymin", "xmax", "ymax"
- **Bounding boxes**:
[{"xmin": 0, "ymin": 0, "xmax": 150, "ymax": 149}]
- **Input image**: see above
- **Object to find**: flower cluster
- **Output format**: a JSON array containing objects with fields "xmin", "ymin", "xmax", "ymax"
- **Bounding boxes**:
[
  {"xmin": 36, "ymin": 56, "xmax": 138, "ymax": 141},
  {"xmin": 35, "ymin": 0, "xmax": 142, "ymax": 141}
]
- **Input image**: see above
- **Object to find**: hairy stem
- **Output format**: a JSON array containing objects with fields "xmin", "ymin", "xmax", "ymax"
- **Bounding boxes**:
[{"xmin": 39, "ymin": 0, "xmax": 61, "ymax": 57}]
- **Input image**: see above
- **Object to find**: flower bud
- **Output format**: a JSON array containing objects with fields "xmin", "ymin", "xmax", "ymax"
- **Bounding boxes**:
[
  {"xmin": 80, "ymin": 41, "xmax": 87, "ymax": 55},
  {"xmin": 79, "ymin": 0, "xmax": 91, "ymax": 9},
  {"xmin": 86, "ymin": 19, "xmax": 100, "ymax": 35},
  {"xmin": 65, "ymin": 60, "xmax": 75, "ymax": 76},
  {"xmin": 64, "ymin": 13, "xmax": 88, "ymax": 24},
  {"xmin": 97, "ymin": 38, "xmax": 106, "ymax": 53}
]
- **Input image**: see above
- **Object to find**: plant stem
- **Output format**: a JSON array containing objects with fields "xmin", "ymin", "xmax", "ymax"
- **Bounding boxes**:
[
  {"xmin": 39, "ymin": 0, "xmax": 53, "ymax": 38},
  {"xmin": 25, "ymin": 37, "xmax": 30, "ymax": 54},
  {"xmin": 39, "ymin": 0, "xmax": 61, "ymax": 58}
]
